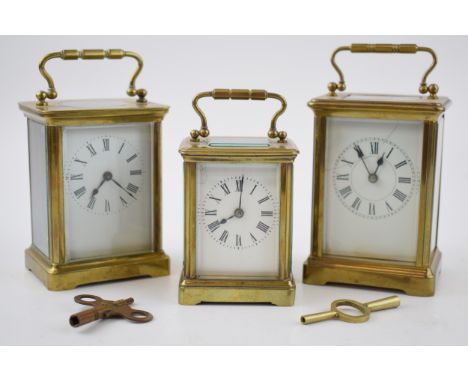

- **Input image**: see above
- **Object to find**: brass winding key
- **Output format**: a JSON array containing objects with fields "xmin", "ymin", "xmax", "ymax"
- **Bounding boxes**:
[
  {"xmin": 69, "ymin": 294, "xmax": 153, "ymax": 327},
  {"xmin": 301, "ymin": 295, "xmax": 400, "ymax": 325}
]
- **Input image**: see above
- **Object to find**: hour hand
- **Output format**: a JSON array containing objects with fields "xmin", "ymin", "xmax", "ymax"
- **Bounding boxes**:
[
  {"xmin": 374, "ymin": 153, "xmax": 385, "ymax": 175},
  {"xmin": 91, "ymin": 171, "xmax": 112, "ymax": 197},
  {"xmin": 219, "ymin": 215, "xmax": 235, "ymax": 224}
]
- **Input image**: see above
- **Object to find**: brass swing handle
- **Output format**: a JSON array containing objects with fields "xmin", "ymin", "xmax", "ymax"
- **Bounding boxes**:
[
  {"xmin": 191, "ymin": 89, "xmax": 288, "ymax": 143},
  {"xmin": 35, "ymin": 49, "xmax": 147, "ymax": 106},
  {"xmin": 328, "ymin": 44, "xmax": 439, "ymax": 99}
]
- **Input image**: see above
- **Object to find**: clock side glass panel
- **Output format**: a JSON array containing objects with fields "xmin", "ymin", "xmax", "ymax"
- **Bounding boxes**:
[
  {"xmin": 196, "ymin": 162, "xmax": 281, "ymax": 278},
  {"xmin": 323, "ymin": 117, "xmax": 424, "ymax": 262},
  {"xmin": 28, "ymin": 119, "xmax": 50, "ymax": 258},
  {"xmin": 62, "ymin": 123, "xmax": 154, "ymax": 261},
  {"xmin": 431, "ymin": 115, "xmax": 445, "ymax": 253}
]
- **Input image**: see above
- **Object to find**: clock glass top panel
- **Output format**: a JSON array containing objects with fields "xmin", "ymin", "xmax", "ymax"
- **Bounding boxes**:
[
  {"xmin": 323, "ymin": 117, "xmax": 424, "ymax": 263},
  {"xmin": 62, "ymin": 122, "xmax": 154, "ymax": 261},
  {"xmin": 196, "ymin": 162, "xmax": 281, "ymax": 278}
]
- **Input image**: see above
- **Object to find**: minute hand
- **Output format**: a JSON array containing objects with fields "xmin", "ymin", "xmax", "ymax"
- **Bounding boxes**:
[
  {"xmin": 238, "ymin": 175, "xmax": 244, "ymax": 209},
  {"xmin": 353, "ymin": 144, "xmax": 372, "ymax": 175},
  {"xmin": 111, "ymin": 179, "xmax": 137, "ymax": 200}
]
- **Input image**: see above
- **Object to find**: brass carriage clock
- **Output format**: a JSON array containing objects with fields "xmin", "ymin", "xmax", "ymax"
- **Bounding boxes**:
[
  {"xmin": 179, "ymin": 89, "xmax": 298, "ymax": 305},
  {"xmin": 303, "ymin": 44, "xmax": 451, "ymax": 296},
  {"xmin": 19, "ymin": 49, "xmax": 170, "ymax": 290}
]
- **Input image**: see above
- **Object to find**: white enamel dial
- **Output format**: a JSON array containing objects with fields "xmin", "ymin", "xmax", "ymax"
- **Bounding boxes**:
[
  {"xmin": 65, "ymin": 135, "xmax": 143, "ymax": 215},
  {"xmin": 200, "ymin": 175, "xmax": 279, "ymax": 250},
  {"xmin": 196, "ymin": 162, "xmax": 280, "ymax": 277},
  {"xmin": 323, "ymin": 117, "xmax": 424, "ymax": 262},
  {"xmin": 62, "ymin": 123, "xmax": 154, "ymax": 261},
  {"xmin": 333, "ymin": 137, "xmax": 417, "ymax": 219}
]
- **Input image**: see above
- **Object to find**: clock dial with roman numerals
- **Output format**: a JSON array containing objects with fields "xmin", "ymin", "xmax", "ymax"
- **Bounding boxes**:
[
  {"xmin": 64, "ymin": 135, "xmax": 144, "ymax": 215},
  {"xmin": 200, "ymin": 175, "xmax": 279, "ymax": 249},
  {"xmin": 333, "ymin": 137, "xmax": 417, "ymax": 219}
]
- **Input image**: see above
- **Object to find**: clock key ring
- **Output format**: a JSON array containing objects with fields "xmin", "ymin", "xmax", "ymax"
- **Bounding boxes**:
[
  {"xmin": 69, "ymin": 294, "xmax": 153, "ymax": 327},
  {"xmin": 300, "ymin": 295, "xmax": 400, "ymax": 325}
]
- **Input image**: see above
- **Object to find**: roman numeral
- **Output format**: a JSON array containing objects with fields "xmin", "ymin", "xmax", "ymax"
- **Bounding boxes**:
[
  {"xmin": 250, "ymin": 232, "xmax": 257, "ymax": 242},
  {"xmin": 236, "ymin": 177, "xmax": 244, "ymax": 192},
  {"xmin": 205, "ymin": 210, "xmax": 217, "ymax": 216},
  {"xmin": 369, "ymin": 202, "xmax": 376, "ymax": 216},
  {"xmin": 236, "ymin": 234, "xmax": 242, "ymax": 247},
  {"xmin": 74, "ymin": 186, "xmax": 86, "ymax": 199},
  {"xmin": 336, "ymin": 174, "xmax": 350, "ymax": 181},
  {"xmin": 258, "ymin": 196, "xmax": 270, "ymax": 204},
  {"xmin": 87, "ymin": 197, "xmax": 96, "ymax": 209},
  {"xmin": 393, "ymin": 189, "xmax": 407, "ymax": 202},
  {"xmin": 385, "ymin": 201, "xmax": 393, "ymax": 212},
  {"xmin": 261, "ymin": 211, "xmax": 273, "ymax": 217},
  {"xmin": 70, "ymin": 174, "xmax": 83, "ymax": 180},
  {"xmin": 130, "ymin": 170, "xmax": 142, "ymax": 176},
  {"xmin": 370, "ymin": 141, "xmax": 379, "ymax": 155},
  {"xmin": 341, "ymin": 159, "xmax": 354, "ymax": 165},
  {"xmin": 256, "ymin": 221, "xmax": 270, "ymax": 233},
  {"xmin": 386, "ymin": 147, "xmax": 394, "ymax": 159},
  {"xmin": 74, "ymin": 158, "xmax": 87, "ymax": 165},
  {"xmin": 220, "ymin": 183, "xmax": 230, "ymax": 195},
  {"xmin": 209, "ymin": 196, "xmax": 221, "ymax": 204},
  {"xmin": 126, "ymin": 153, "xmax": 137, "ymax": 163},
  {"xmin": 118, "ymin": 142, "xmax": 125, "ymax": 154},
  {"xmin": 339, "ymin": 186, "xmax": 352, "ymax": 199},
  {"xmin": 120, "ymin": 196, "xmax": 128, "ymax": 206},
  {"xmin": 250, "ymin": 184, "xmax": 257, "ymax": 195},
  {"xmin": 105, "ymin": 199, "xmax": 111, "ymax": 213},
  {"xmin": 127, "ymin": 183, "xmax": 139, "ymax": 194},
  {"xmin": 398, "ymin": 177, "xmax": 411, "ymax": 184},
  {"xmin": 351, "ymin": 197, "xmax": 361, "ymax": 210},
  {"xmin": 395, "ymin": 160, "xmax": 407, "ymax": 169},
  {"xmin": 219, "ymin": 230, "xmax": 229, "ymax": 243},
  {"xmin": 208, "ymin": 220, "xmax": 221, "ymax": 232},
  {"xmin": 86, "ymin": 144, "xmax": 97, "ymax": 156},
  {"xmin": 103, "ymin": 138, "xmax": 110, "ymax": 151}
]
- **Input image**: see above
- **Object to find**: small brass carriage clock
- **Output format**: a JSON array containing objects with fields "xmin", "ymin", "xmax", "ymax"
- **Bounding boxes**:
[
  {"xmin": 303, "ymin": 44, "xmax": 451, "ymax": 296},
  {"xmin": 179, "ymin": 89, "xmax": 298, "ymax": 305},
  {"xmin": 19, "ymin": 49, "xmax": 170, "ymax": 290}
]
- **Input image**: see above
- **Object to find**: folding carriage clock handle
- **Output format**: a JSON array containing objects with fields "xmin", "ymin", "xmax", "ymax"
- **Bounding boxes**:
[
  {"xmin": 327, "ymin": 43, "xmax": 439, "ymax": 99},
  {"xmin": 35, "ymin": 49, "xmax": 147, "ymax": 106},
  {"xmin": 191, "ymin": 88, "xmax": 288, "ymax": 143}
]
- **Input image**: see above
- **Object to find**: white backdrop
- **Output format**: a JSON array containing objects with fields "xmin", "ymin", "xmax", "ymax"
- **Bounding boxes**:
[{"xmin": 0, "ymin": 35, "xmax": 467, "ymax": 345}]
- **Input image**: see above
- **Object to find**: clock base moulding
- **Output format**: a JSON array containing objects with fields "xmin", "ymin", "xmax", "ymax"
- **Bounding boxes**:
[
  {"xmin": 178, "ymin": 274, "xmax": 296, "ymax": 306},
  {"xmin": 25, "ymin": 246, "xmax": 170, "ymax": 291},
  {"xmin": 303, "ymin": 248, "xmax": 441, "ymax": 297}
]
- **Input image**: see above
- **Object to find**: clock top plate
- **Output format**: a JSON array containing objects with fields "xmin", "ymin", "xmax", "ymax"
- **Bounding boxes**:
[
  {"xmin": 18, "ymin": 98, "xmax": 169, "ymax": 123},
  {"xmin": 309, "ymin": 92, "xmax": 451, "ymax": 115},
  {"xmin": 179, "ymin": 136, "xmax": 299, "ymax": 161}
]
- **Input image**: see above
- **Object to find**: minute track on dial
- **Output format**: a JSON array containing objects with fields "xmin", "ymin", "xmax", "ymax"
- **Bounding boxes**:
[
  {"xmin": 333, "ymin": 137, "xmax": 417, "ymax": 219},
  {"xmin": 65, "ymin": 135, "xmax": 143, "ymax": 215},
  {"xmin": 201, "ymin": 175, "xmax": 278, "ymax": 250}
]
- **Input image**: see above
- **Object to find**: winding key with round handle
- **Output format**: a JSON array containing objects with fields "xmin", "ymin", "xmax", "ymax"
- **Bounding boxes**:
[{"xmin": 301, "ymin": 295, "xmax": 400, "ymax": 325}]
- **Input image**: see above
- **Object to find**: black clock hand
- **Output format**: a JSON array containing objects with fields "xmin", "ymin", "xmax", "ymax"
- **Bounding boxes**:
[
  {"xmin": 353, "ymin": 144, "xmax": 372, "ymax": 176},
  {"xmin": 111, "ymin": 178, "xmax": 137, "ymax": 200},
  {"xmin": 238, "ymin": 175, "xmax": 244, "ymax": 209},
  {"xmin": 373, "ymin": 153, "xmax": 385, "ymax": 175},
  {"xmin": 91, "ymin": 171, "xmax": 112, "ymax": 197},
  {"xmin": 219, "ymin": 215, "xmax": 235, "ymax": 224}
]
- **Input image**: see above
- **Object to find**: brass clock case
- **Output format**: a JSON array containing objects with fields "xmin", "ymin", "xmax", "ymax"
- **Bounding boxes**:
[
  {"xmin": 19, "ymin": 50, "xmax": 170, "ymax": 290},
  {"xmin": 179, "ymin": 89, "xmax": 298, "ymax": 305},
  {"xmin": 303, "ymin": 44, "xmax": 451, "ymax": 296}
]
